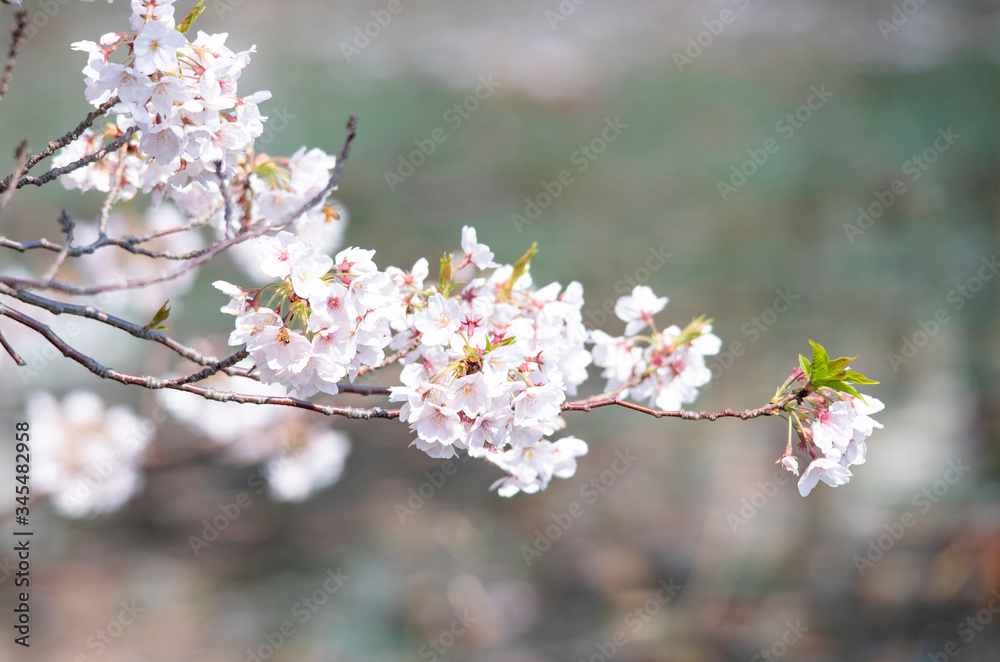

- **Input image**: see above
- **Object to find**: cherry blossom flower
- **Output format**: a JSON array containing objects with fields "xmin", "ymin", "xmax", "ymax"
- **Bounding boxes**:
[
  {"xmin": 132, "ymin": 21, "xmax": 186, "ymax": 75},
  {"xmin": 256, "ymin": 231, "xmax": 308, "ymax": 279},
  {"xmin": 488, "ymin": 437, "xmax": 589, "ymax": 497},
  {"xmin": 615, "ymin": 285, "xmax": 668, "ymax": 336},
  {"xmin": 415, "ymin": 294, "xmax": 462, "ymax": 346},
  {"xmin": 798, "ymin": 457, "xmax": 853, "ymax": 497},
  {"xmin": 212, "ymin": 280, "xmax": 253, "ymax": 315},
  {"xmin": 779, "ymin": 455, "xmax": 799, "ymax": 476},
  {"xmin": 28, "ymin": 390, "xmax": 152, "ymax": 518},
  {"xmin": 265, "ymin": 430, "xmax": 351, "ymax": 502},
  {"xmin": 461, "ymin": 225, "xmax": 499, "ymax": 269}
]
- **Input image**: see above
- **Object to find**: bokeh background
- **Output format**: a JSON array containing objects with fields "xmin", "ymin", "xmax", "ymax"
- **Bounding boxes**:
[{"xmin": 1, "ymin": 0, "xmax": 999, "ymax": 660}]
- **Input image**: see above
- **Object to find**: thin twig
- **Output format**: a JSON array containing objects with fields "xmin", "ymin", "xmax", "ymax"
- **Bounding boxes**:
[
  {"xmin": 98, "ymin": 153, "xmax": 129, "ymax": 236},
  {"xmin": 0, "ymin": 117, "xmax": 361, "ymax": 294},
  {"xmin": 0, "ymin": 327, "xmax": 25, "ymax": 366},
  {"xmin": 561, "ymin": 392, "xmax": 798, "ymax": 421},
  {"xmin": 0, "ymin": 199, "xmax": 221, "ymax": 259},
  {"xmin": 0, "ymin": 136, "xmax": 27, "ymax": 211},
  {"xmin": 0, "ymin": 96, "xmax": 120, "ymax": 193},
  {"xmin": 16, "ymin": 126, "xmax": 138, "ymax": 190},
  {"xmin": 0, "ymin": 301, "xmax": 398, "ymax": 420},
  {"xmin": 162, "ymin": 349, "xmax": 249, "ymax": 387},
  {"xmin": 0, "ymin": 282, "xmax": 245, "ymax": 374},
  {"xmin": 357, "ymin": 337, "xmax": 420, "ymax": 377},
  {"xmin": 0, "ymin": 9, "xmax": 28, "ymax": 109},
  {"xmin": 0, "ymin": 236, "xmax": 62, "ymax": 252},
  {"xmin": 336, "ymin": 384, "xmax": 392, "ymax": 395},
  {"xmin": 272, "ymin": 115, "xmax": 358, "ymax": 232},
  {"xmin": 214, "ymin": 160, "xmax": 235, "ymax": 237}
]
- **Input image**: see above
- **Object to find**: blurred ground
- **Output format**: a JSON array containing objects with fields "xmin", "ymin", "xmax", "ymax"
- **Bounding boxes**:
[{"xmin": 1, "ymin": 0, "xmax": 999, "ymax": 660}]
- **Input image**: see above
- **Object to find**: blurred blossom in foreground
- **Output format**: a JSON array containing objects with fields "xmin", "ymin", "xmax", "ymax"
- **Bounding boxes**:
[
  {"xmin": 28, "ymin": 390, "xmax": 152, "ymax": 518},
  {"xmin": 159, "ymin": 373, "xmax": 352, "ymax": 502}
]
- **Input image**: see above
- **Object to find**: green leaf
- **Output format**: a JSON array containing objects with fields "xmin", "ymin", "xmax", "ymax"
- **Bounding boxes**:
[
  {"xmin": 438, "ymin": 252, "xmax": 453, "ymax": 293},
  {"xmin": 798, "ymin": 354, "xmax": 811, "ymax": 377},
  {"xmin": 674, "ymin": 315, "xmax": 712, "ymax": 348},
  {"xmin": 823, "ymin": 380, "xmax": 862, "ymax": 400},
  {"xmin": 827, "ymin": 355, "xmax": 857, "ymax": 372},
  {"xmin": 808, "ymin": 340, "xmax": 829, "ymax": 379},
  {"xmin": 501, "ymin": 243, "xmax": 538, "ymax": 301},
  {"xmin": 142, "ymin": 300, "xmax": 171, "ymax": 332},
  {"xmin": 844, "ymin": 370, "xmax": 879, "ymax": 385},
  {"xmin": 177, "ymin": 1, "xmax": 205, "ymax": 34}
]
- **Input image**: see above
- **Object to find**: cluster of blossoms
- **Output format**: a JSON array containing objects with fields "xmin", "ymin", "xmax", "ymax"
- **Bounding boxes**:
[
  {"xmin": 3, "ymin": 0, "xmax": 889, "ymax": 524},
  {"xmin": 767, "ymin": 343, "xmax": 884, "ymax": 496},
  {"xmin": 216, "ymin": 227, "xmax": 728, "ymax": 497},
  {"xmin": 55, "ymin": 0, "xmax": 347, "ymax": 248},
  {"xmin": 786, "ymin": 390, "xmax": 885, "ymax": 497},
  {"xmin": 27, "ymin": 390, "xmax": 152, "ymax": 518},
  {"xmin": 68, "ymin": 0, "xmax": 269, "ymax": 190},
  {"xmin": 591, "ymin": 286, "xmax": 722, "ymax": 411},
  {"xmin": 388, "ymin": 229, "xmax": 594, "ymax": 495},
  {"xmin": 215, "ymin": 230, "xmax": 402, "ymax": 396}
]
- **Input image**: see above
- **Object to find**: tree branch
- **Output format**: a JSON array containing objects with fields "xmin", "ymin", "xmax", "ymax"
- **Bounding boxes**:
[
  {"xmin": 0, "ymin": 96, "xmax": 120, "ymax": 193},
  {"xmin": 562, "ymin": 392, "xmax": 798, "ymax": 420},
  {"xmin": 0, "ymin": 283, "xmax": 246, "ymax": 374},
  {"xmin": 0, "ymin": 9, "xmax": 27, "ymax": 110},
  {"xmin": 0, "ymin": 301, "xmax": 399, "ymax": 420},
  {"xmin": 0, "ymin": 116, "xmax": 361, "ymax": 294},
  {"xmin": 15, "ymin": 126, "xmax": 138, "ymax": 190},
  {"xmin": 0, "ymin": 326, "xmax": 24, "ymax": 366}
]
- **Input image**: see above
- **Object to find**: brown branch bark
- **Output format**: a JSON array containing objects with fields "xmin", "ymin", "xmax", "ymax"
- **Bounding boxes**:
[
  {"xmin": 0, "ymin": 283, "xmax": 246, "ymax": 374},
  {"xmin": 0, "ymin": 96, "xmax": 120, "ymax": 193},
  {"xmin": 1, "ymin": 115, "xmax": 360, "ymax": 294},
  {"xmin": 15, "ymin": 126, "xmax": 138, "ymax": 190},
  {"xmin": 0, "ymin": 9, "xmax": 27, "ymax": 109},
  {"xmin": 0, "ymin": 326, "xmax": 24, "ymax": 366},
  {"xmin": 0, "ymin": 301, "xmax": 399, "ymax": 420},
  {"xmin": 562, "ymin": 392, "xmax": 798, "ymax": 420}
]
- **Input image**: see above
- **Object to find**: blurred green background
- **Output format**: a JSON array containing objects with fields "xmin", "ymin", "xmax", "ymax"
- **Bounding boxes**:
[{"xmin": 1, "ymin": 0, "xmax": 999, "ymax": 660}]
